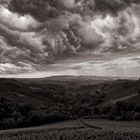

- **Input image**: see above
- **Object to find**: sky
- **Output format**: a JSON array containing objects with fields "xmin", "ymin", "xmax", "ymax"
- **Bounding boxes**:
[{"xmin": 0, "ymin": 0, "xmax": 140, "ymax": 78}]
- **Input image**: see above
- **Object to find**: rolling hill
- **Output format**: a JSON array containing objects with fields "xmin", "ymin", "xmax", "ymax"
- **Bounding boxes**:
[
  {"xmin": 0, "ymin": 76, "xmax": 140, "ymax": 130},
  {"xmin": 0, "ymin": 76, "xmax": 140, "ymax": 106}
]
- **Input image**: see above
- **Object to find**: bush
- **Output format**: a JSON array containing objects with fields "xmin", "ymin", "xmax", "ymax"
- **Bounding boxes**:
[
  {"xmin": 107, "ymin": 113, "xmax": 115, "ymax": 120},
  {"xmin": 133, "ymin": 112, "xmax": 140, "ymax": 120},
  {"xmin": 134, "ymin": 105, "xmax": 140, "ymax": 112},
  {"xmin": 115, "ymin": 116, "xmax": 122, "ymax": 121},
  {"xmin": 125, "ymin": 111, "xmax": 133, "ymax": 121},
  {"xmin": 0, "ymin": 121, "xmax": 4, "ymax": 129},
  {"xmin": 27, "ymin": 112, "xmax": 47, "ymax": 126},
  {"xmin": 3, "ymin": 118, "xmax": 16, "ymax": 129}
]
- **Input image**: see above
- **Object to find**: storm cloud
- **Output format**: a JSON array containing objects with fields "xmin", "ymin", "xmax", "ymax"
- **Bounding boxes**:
[{"xmin": 0, "ymin": 0, "xmax": 140, "ymax": 76}]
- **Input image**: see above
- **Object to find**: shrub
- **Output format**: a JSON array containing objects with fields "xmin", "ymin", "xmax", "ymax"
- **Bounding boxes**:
[
  {"xmin": 134, "ymin": 105, "xmax": 140, "ymax": 112},
  {"xmin": 107, "ymin": 113, "xmax": 115, "ymax": 120},
  {"xmin": 3, "ymin": 118, "xmax": 16, "ymax": 129},
  {"xmin": 125, "ymin": 111, "xmax": 133, "ymax": 121},
  {"xmin": 133, "ymin": 112, "xmax": 140, "ymax": 120}
]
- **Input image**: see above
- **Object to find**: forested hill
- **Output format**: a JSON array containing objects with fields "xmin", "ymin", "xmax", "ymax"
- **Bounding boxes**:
[{"xmin": 0, "ymin": 76, "xmax": 140, "ymax": 130}]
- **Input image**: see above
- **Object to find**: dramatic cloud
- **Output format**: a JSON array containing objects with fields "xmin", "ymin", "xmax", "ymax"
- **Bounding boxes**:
[
  {"xmin": 0, "ymin": 0, "xmax": 140, "ymax": 77},
  {"xmin": 94, "ymin": 0, "xmax": 140, "ymax": 15},
  {"xmin": 59, "ymin": 0, "xmax": 76, "ymax": 8},
  {"xmin": 0, "ymin": 63, "xmax": 34, "ymax": 74},
  {"xmin": 0, "ymin": 5, "xmax": 39, "ymax": 31}
]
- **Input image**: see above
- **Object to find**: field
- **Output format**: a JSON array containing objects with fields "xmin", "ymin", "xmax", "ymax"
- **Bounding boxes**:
[{"xmin": 0, "ymin": 119, "xmax": 140, "ymax": 140}]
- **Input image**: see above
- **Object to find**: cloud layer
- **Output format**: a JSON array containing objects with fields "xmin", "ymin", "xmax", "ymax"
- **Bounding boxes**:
[{"xmin": 0, "ymin": 0, "xmax": 140, "ymax": 76}]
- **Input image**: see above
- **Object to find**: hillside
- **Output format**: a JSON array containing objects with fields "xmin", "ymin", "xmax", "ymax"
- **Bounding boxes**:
[
  {"xmin": 0, "ymin": 76, "xmax": 140, "ymax": 130},
  {"xmin": 0, "ymin": 76, "xmax": 111, "ymax": 105},
  {"xmin": 0, "ymin": 76, "xmax": 140, "ymax": 108},
  {"xmin": 1, "ymin": 76, "xmax": 139, "ymax": 105}
]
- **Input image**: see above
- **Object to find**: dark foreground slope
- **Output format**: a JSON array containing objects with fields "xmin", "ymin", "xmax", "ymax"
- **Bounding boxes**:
[
  {"xmin": 0, "ymin": 76, "xmax": 140, "ymax": 130},
  {"xmin": 0, "ymin": 119, "xmax": 140, "ymax": 140}
]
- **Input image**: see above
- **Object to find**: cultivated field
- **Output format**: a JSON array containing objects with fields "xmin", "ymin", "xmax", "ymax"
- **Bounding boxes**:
[{"xmin": 0, "ymin": 119, "xmax": 140, "ymax": 140}]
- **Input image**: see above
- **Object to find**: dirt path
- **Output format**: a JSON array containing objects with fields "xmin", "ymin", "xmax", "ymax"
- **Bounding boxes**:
[{"xmin": 111, "ymin": 94, "xmax": 138, "ymax": 103}]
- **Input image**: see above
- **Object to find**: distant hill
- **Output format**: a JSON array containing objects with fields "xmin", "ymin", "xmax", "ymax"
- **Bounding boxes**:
[
  {"xmin": 0, "ymin": 76, "xmax": 140, "ymax": 105},
  {"xmin": 45, "ymin": 75, "xmax": 115, "ymax": 81}
]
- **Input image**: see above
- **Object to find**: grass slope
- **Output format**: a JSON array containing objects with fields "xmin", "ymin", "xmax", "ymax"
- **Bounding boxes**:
[{"xmin": 0, "ymin": 120, "xmax": 140, "ymax": 140}]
